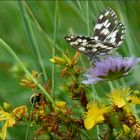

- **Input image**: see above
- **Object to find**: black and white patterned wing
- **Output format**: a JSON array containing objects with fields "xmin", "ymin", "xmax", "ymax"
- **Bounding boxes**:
[
  {"xmin": 104, "ymin": 21, "xmax": 125, "ymax": 47},
  {"xmin": 65, "ymin": 35, "xmax": 93, "ymax": 55},
  {"xmin": 65, "ymin": 35, "xmax": 115, "ymax": 56},
  {"xmin": 65, "ymin": 7, "xmax": 126, "ymax": 57},
  {"xmin": 93, "ymin": 7, "xmax": 125, "ymax": 47},
  {"xmin": 93, "ymin": 7, "xmax": 118, "ymax": 41}
]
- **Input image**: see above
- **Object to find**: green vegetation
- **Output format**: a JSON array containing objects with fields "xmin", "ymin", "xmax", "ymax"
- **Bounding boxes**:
[{"xmin": 0, "ymin": 1, "xmax": 140, "ymax": 139}]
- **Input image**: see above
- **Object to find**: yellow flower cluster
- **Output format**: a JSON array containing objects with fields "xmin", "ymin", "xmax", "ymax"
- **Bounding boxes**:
[{"xmin": 84, "ymin": 88, "xmax": 140, "ymax": 130}]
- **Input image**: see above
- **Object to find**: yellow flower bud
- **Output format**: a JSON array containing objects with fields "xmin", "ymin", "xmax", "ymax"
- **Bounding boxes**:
[{"xmin": 50, "ymin": 57, "xmax": 66, "ymax": 65}]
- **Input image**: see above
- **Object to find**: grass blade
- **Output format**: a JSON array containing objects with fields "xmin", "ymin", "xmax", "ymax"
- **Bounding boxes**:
[{"xmin": 18, "ymin": 1, "xmax": 47, "ymax": 82}]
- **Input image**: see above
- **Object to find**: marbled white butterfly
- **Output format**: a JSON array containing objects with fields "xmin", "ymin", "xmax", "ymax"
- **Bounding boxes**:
[{"xmin": 65, "ymin": 7, "xmax": 126, "ymax": 58}]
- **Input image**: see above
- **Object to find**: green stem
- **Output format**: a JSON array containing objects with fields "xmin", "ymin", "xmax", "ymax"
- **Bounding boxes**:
[
  {"xmin": 25, "ymin": 100, "xmax": 34, "ymax": 140},
  {"xmin": 18, "ymin": 1, "xmax": 47, "ymax": 82},
  {"xmin": 86, "ymin": 1, "xmax": 90, "ymax": 36},
  {"xmin": 0, "ymin": 39, "xmax": 55, "ymax": 105},
  {"xmin": 51, "ymin": 1, "xmax": 57, "ymax": 96}
]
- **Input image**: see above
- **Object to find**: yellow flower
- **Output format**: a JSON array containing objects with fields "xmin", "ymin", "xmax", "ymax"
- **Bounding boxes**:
[
  {"xmin": 0, "ymin": 105, "xmax": 27, "ymax": 140},
  {"xmin": 56, "ymin": 101, "xmax": 66, "ymax": 108},
  {"xmin": 108, "ymin": 88, "xmax": 140, "ymax": 108},
  {"xmin": 0, "ymin": 107, "xmax": 15, "ymax": 140},
  {"xmin": 54, "ymin": 101, "xmax": 66, "ymax": 113},
  {"xmin": 128, "ymin": 96, "xmax": 140, "ymax": 104},
  {"xmin": 12, "ymin": 105, "xmax": 27, "ymax": 120},
  {"xmin": 84, "ymin": 102, "xmax": 108, "ymax": 130}
]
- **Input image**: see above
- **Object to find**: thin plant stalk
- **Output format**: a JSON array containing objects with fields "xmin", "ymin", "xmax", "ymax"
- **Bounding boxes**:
[
  {"xmin": 18, "ymin": 1, "xmax": 47, "ymax": 82},
  {"xmin": 24, "ymin": 2, "xmax": 63, "ymax": 53},
  {"xmin": 25, "ymin": 94, "xmax": 36, "ymax": 140},
  {"xmin": 51, "ymin": 1, "xmax": 57, "ymax": 96}
]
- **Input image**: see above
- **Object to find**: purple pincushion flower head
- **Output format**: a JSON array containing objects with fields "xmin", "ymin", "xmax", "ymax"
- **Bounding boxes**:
[{"xmin": 82, "ymin": 56, "xmax": 139, "ymax": 84}]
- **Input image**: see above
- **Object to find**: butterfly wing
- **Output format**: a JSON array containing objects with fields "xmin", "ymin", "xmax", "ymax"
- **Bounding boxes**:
[
  {"xmin": 65, "ymin": 35, "xmax": 116, "ymax": 56},
  {"xmin": 104, "ymin": 21, "xmax": 125, "ymax": 47},
  {"xmin": 65, "ymin": 35, "xmax": 94, "ymax": 55},
  {"xmin": 93, "ymin": 7, "xmax": 118, "ymax": 41},
  {"xmin": 65, "ymin": 7, "xmax": 126, "ymax": 57},
  {"xmin": 93, "ymin": 7, "xmax": 125, "ymax": 47}
]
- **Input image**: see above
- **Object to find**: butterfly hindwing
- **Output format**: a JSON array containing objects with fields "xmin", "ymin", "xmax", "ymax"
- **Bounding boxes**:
[
  {"xmin": 93, "ymin": 7, "xmax": 118, "ymax": 41},
  {"xmin": 104, "ymin": 21, "xmax": 125, "ymax": 46}
]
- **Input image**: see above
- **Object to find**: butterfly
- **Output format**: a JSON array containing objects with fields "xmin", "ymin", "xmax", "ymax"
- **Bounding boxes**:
[{"xmin": 65, "ymin": 7, "xmax": 126, "ymax": 58}]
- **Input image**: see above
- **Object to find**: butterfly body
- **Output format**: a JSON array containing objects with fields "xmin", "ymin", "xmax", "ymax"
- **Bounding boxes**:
[{"xmin": 65, "ymin": 8, "xmax": 126, "ymax": 58}]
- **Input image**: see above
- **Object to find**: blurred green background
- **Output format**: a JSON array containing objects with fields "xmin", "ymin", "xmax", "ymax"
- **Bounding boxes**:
[{"xmin": 0, "ymin": 1, "xmax": 140, "ymax": 139}]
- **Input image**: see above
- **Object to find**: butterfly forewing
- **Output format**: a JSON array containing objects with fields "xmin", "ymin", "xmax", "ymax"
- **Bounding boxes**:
[
  {"xmin": 65, "ymin": 35, "xmax": 116, "ymax": 56},
  {"xmin": 65, "ymin": 35, "xmax": 96, "ymax": 55}
]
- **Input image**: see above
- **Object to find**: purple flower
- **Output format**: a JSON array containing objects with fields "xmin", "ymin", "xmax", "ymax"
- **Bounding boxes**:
[{"xmin": 83, "ymin": 56, "xmax": 139, "ymax": 84}]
